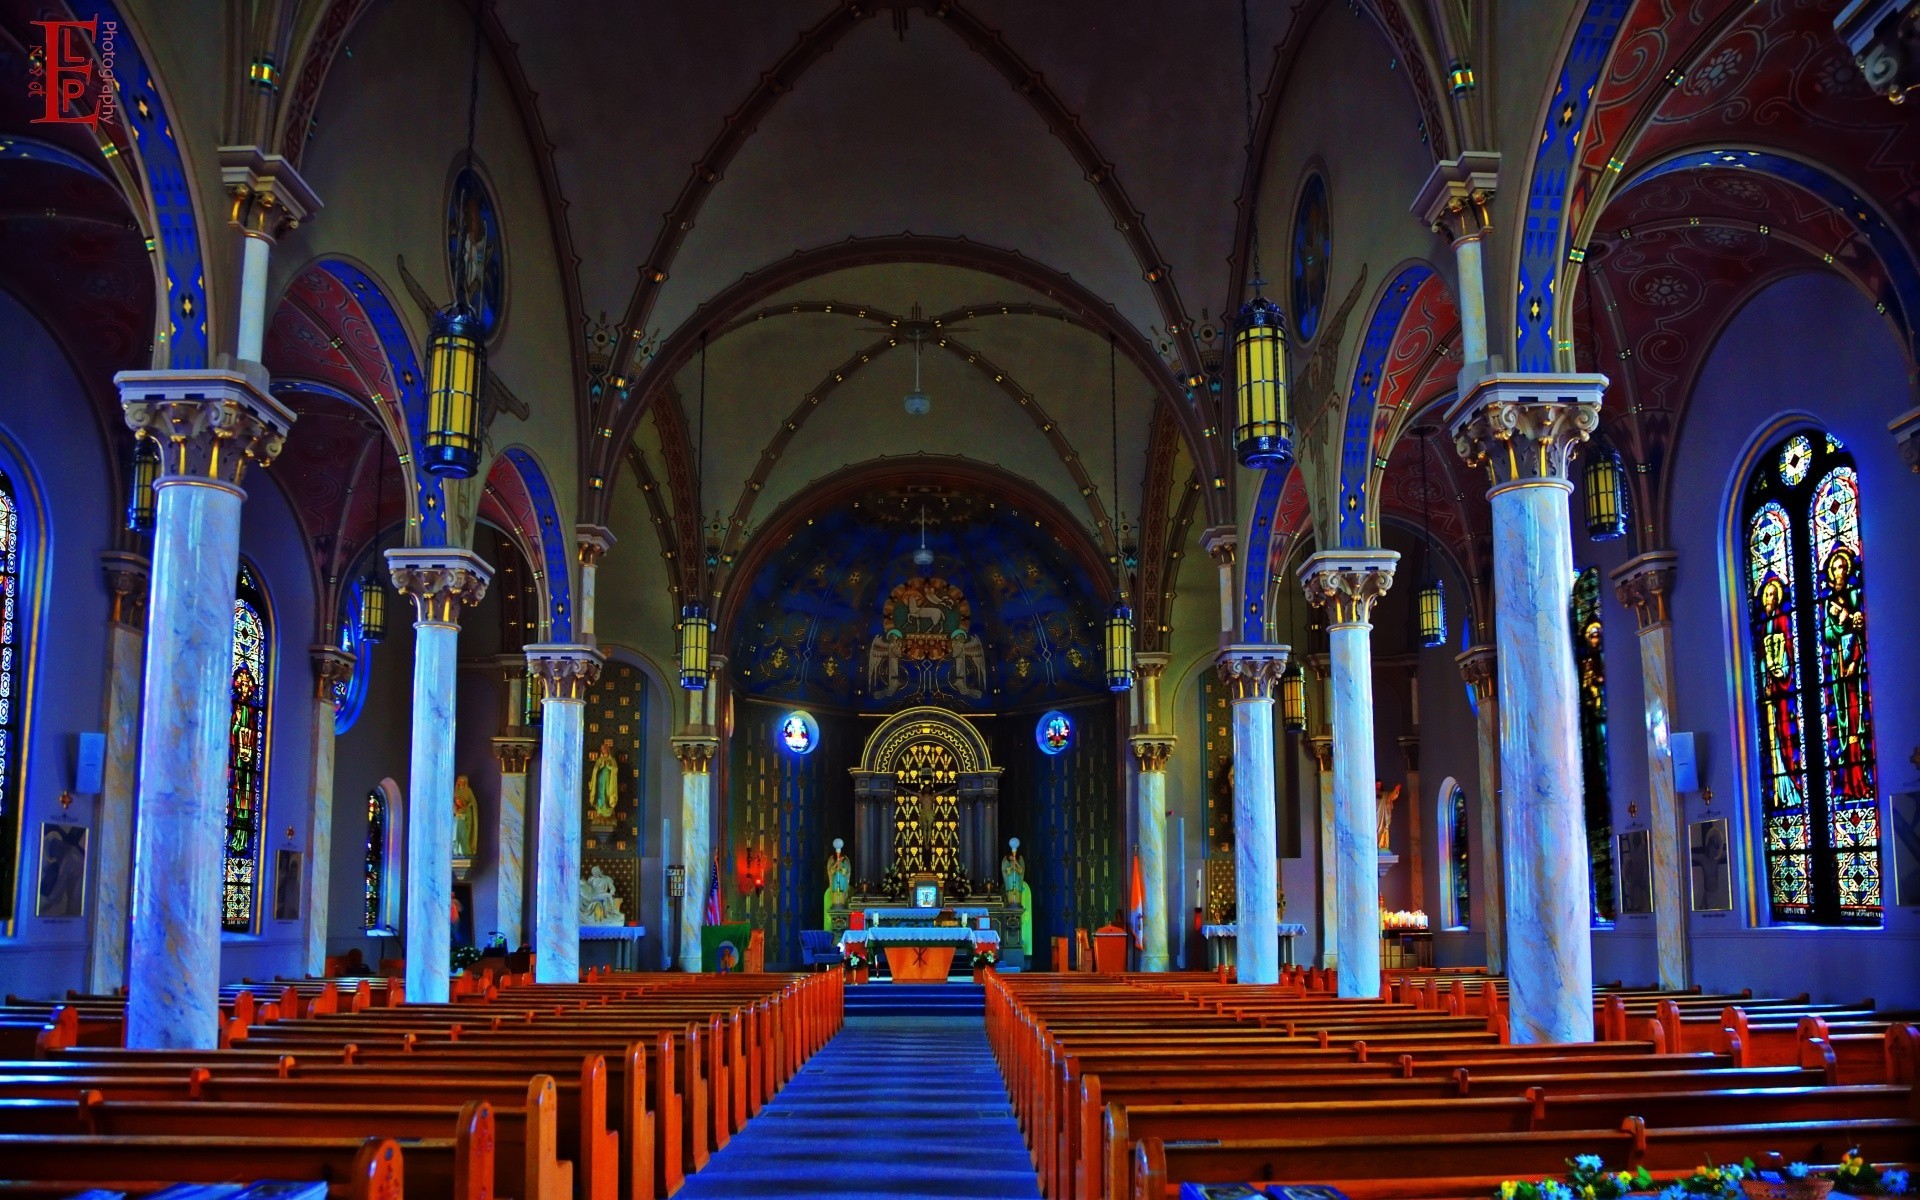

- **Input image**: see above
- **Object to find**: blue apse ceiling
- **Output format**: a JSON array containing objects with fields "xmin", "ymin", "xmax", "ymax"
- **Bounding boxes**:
[{"xmin": 730, "ymin": 489, "xmax": 1107, "ymax": 712}]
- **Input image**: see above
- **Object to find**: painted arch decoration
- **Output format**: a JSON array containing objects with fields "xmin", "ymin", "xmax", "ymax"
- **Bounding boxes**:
[
  {"xmin": 485, "ymin": 447, "xmax": 573, "ymax": 643},
  {"xmin": 1337, "ymin": 264, "xmax": 1434, "ymax": 548}
]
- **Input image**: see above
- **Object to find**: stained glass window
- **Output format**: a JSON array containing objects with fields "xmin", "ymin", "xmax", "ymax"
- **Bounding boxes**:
[
  {"xmin": 364, "ymin": 787, "xmax": 386, "ymax": 931},
  {"xmin": 1572, "ymin": 566, "xmax": 1616, "ymax": 923},
  {"xmin": 333, "ymin": 580, "xmax": 370, "ymax": 736},
  {"xmin": 1036, "ymin": 710, "xmax": 1073, "ymax": 755},
  {"xmin": 0, "ymin": 470, "xmax": 23, "ymax": 924},
  {"xmin": 1446, "ymin": 782, "xmax": 1470, "ymax": 929},
  {"xmin": 1743, "ymin": 431, "xmax": 1879, "ymax": 925},
  {"xmin": 224, "ymin": 563, "xmax": 271, "ymax": 933}
]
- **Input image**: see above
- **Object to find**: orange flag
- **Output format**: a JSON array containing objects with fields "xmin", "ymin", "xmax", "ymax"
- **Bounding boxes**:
[{"xmin": 1129, "ymin": 847, "xmax": 1146, "ymax": 950}]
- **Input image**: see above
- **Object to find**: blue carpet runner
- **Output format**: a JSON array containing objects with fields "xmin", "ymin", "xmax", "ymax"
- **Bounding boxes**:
[
  {"xmin": 843, "ymin": 982, "xmax": 985, "ymax": 1018},
  {"xmin": 674, "ymin": 1006, "xmax": 1042, "ymax": 1199}
]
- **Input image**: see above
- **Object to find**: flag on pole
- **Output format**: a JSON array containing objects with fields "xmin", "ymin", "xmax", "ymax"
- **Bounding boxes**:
[
  {"xmin": 704, "ymin": 853, "xmax": 722, "ymax": 925},
  {"xmin": 1129, "ymin": 847, "xmax": 1146, "ymax": 951}
]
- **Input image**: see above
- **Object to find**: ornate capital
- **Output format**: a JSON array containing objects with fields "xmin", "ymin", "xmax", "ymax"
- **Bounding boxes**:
[
  {"xmin": 1132, "ymin": 651, "xmax": 1170, "ymax": 682},
  {"xmin": 101, "ymin": 550, "xmax": 149, "ymax": 627},
  {"xmin": 1216, "ymin": 643, "xmax": 1290, "ymax": 701},
  {"xmin": 673, "ymin": 736, "xmax": 719, "ymax": 774},
  {"xmin": 219, "ymin": 145, "xmax": 321, "ymax": 241},
  {"xmin": 1412, "ymin": 151, "xmax": 1500, "ymax": 243},
  {"xmin": 1397, "ymin": 734, "xmax": 1421, "ymax": 773},
  {"xmin": 1299, "ymin": 549, "xmax": 1398, "ymax": 626},
  {"xmin": 386, "ymin": 548, "xmax": 492, "ymax": 626},
  {"xmin": 1131, "ymin": 735, "xmax": 1176, "ymax": 772},
  {"xmin": 309, "ymin": 644, "xmax": 356, "ymax": 701},
  {"xmin": 1201, "ymin": 525, "xmax": 1238, "ymax": 568},
  {"xmin": 1888, "ymin": 405, "xmax": 1920, "ymax": 473},
  {"xmin": 1456, "ymin": 644, "xmax": 1497, "ymax": 701},
  {"xmin": 1304, "ymin": 652, "xmax": 1330, "ymax": 682},
  {"xmin": 1447, "ymin": 373, "xmax": 1605, "ymax": 490},
  {"xmin": 525, "ymin": 642, "xmax": 603, "ymax": 703},
  {"xmin": 118, "ymin": 369, "xmax": 295, "ymax": 488},
  {"xmin": 576, "ymin": 523, "xmax": 616, "ymax": 567},
  {"xmin": 1307, "ymin": 735, "xmax": 1333, "ymax": 772},
  {"xmin": 492, "ymin": 735, "xmax": 536, "ymax": 776},
  {"xmin": 1611, "ymin": 550, "xmax": 1678, "ymax": 631}
]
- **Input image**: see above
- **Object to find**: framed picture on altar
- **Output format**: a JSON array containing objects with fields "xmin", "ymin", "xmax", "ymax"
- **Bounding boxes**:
[
  {"xmin": 1688, "ymin": 818, "xmax": 1733, "ymax": 912},
  {"xmin": 909, "ymin": 872, "xmax": 941, "ymax": 909},
  {"xmin": 1617, "ymin": 831, "xmax": 1653, "ymax": 915}
]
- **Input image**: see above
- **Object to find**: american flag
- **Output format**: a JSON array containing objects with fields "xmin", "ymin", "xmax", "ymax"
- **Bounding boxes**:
[{"xmin": 703, "ymin": 853, "xmax": 722, "ymax": 925}]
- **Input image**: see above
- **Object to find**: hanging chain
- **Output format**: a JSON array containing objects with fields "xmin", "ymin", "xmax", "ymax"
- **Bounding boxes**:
[{"xmin": 1240, "ymin": 0, "xmax": 1263, "ymax": 287}]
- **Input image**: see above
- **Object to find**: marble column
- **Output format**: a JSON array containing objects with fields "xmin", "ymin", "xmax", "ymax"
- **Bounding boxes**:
[
  {"xmin": 1457, "ymin": 645, "xmax": 1506, "ymax": 971},
  {"xmin": 492, "ymin": 736, "xmax": 535, "ymax": 951},
  {"xmin": 674, "ymin": 737, "xmax": 718, "ymax": 972},
  {"xmin": 1449, "ymin": 373, "xmax": 1604, "ymax": 1042},
  {"xmin": 1308, "ymin": 735, "xmax": 1337, "ymax": 968},
  {"xmin": 303, "ymin": 646, "xmax": 356, "ymax": 976},
  {"xmin": 1301, "ymin": 551, "xmax": 1398, "ymax": 1000},
  {"xmin": 218, "ymin": 146, "xmax": 320, "ymax": 364},
  {"xmin": 1131, "ymin": 652, "xmax": 1174, "ymax": 972},
  {"xmin": 1217, "ymin": 646, "xmax": 1289, "ymax": 984},
  {"xmin": 85, "ymin": 552, "xmax": 148, "ymax": 994},
  {"xmin": 1413, "ymin": 152, "xmax": 1500, "ymax": 385},
  {"xmin": 1202, "ymin": 527, "xmax": 1238, "ymax": 641},
  {"xmin": 526, "ymin": 643, "xmax": 603, "ymax": 983},
  {"xmin": 575, "ymin": 526, "xmax": 614, "ymax": 644},
  {"xmin": 118, "ymin": 369, "xmax": 294, "ymax": 1048},
  {"xmin": 387, "ymin": 549, "xmax": 491, "ymax": 1005},
  {"xmin": 1400, "ymin": 735, "xmax": 1424, "ymax": 913},
  {"xmin": 1613, "ymin": 552, "xmax": 1688, "ymax": 991}
]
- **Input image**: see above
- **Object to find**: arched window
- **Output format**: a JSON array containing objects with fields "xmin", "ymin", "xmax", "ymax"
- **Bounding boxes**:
[
  {"xmin": 363, "ymin": 779, "xmax": 403, "ymax": 933},
  {"xmin": 333, "ymin": 580, "xmax": 370, "ymax": 736},
  {"xmin": 224, "ymin": 562, "xmax": 272, "ymax": 933},
  {"xmin": 1444, "ymin": 781, "xmax": 1470, "ymax": 930},
  {"xmin": 1572, "ymin": 566, "xmax": 1616, "ymax": 923},
  {"xmin": 0, "ymin": 467, "xmax": 27, "ymax": 925},
  {"xmin": 1742, "ymin": 431, "xmax": 1880, "ymax": 925},
  {"xmin": 364, "ymin": 786, "xmax": 386, "ymax": 931}
]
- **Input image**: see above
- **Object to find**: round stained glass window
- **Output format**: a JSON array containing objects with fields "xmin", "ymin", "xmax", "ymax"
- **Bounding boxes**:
[
  {"xmin": 1036, "ymin": 710, "xmax": 1073, "ymax": 755},
  {"xmin": 779, "ymin": 710, "xmax": 818, "ymax": 755},
  {"xmin": 1291, "ymin": 173, "xmax": 1331, "ymax": 344}
]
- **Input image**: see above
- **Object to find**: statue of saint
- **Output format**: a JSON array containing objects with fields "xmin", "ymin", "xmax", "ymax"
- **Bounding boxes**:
[
  {"xmin": 452, "ymin": 775, "xmax": 479, "ymax": 859},
  {"xmin": 589, "ymin": 738, "xmax": 620, "ymax": 822},
  {"xmin": 825, "ymin": 838, "xmax": 851, "ymax": 908},
  {"xmin": 1000, "ymin": 837, "xmax": 1025, "ymax": 904},
  {"xmin": 1375, "ymin": 782, "xmax": 1402, "ymax": 852},
  {"xmin": 580, "ymin": 865, "xmax": 625, "ymax": 925}
]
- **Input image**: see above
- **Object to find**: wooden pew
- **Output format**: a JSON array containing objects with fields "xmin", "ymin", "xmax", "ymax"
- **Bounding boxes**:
[{"xmin": 0, "ymin": 1133, "xmax": 407, "ymax": 1200}]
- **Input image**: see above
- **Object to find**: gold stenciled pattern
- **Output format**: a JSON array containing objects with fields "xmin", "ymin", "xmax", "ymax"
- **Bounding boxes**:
[{"xmin": 580, "ymin": 665, "xmax": 646, "ymax": 916}]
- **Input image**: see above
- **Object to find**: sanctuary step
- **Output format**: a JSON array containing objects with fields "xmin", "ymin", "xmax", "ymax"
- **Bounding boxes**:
[{"xmin": 845, "ymin": 982, "xmax": 987, "ymax": 1018}]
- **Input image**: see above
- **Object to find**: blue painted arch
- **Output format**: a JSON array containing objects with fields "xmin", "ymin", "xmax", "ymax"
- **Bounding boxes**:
[
  {"xmin": 1337, "ymin": 263, "xmax": 1434, "ymax": 548},
  {"xmin": 498, "ymin": 446, "xmax": 574, "ymax": 643}
]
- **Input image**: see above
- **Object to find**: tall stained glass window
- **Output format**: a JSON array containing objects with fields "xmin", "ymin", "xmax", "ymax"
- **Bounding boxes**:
[
  {"xmin": 364, "ymin": 787, "xmax": 386, "ymax": 931},
  {"xmin": 333, "ymin": 580, "xmax": 370, "ymax": 736},
  {"xmin": 1572, "ymin": 566, "xmax": 1616, "ymax": 923},
  {"xmin": 224, "ymin": 563, "xmax": 271, "ymax": 933},
  {"xmin": 0, "ymin": 470, "xmax": 24, "ymax": 924},
  {"xmin": 1743, "ymin": 431, "xmax": 1880, "ymax": 925},
  {"xmin": 1446, "ymin": 782, "xmax": 1470, "ymax": 929}
]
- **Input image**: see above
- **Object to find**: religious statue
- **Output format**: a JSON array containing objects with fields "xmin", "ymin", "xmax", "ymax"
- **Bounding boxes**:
[
  {"xmin": 1001, "ymin": 837, "xmax": 1025, "ymax": 903},
  {"xmin": 1375, "ymin": 783, "xmax": 1402, "ymax": 852},
  {"xmin": 825, "ymin": 838, "xmax": 852, "ymax": 908},
  {"xmin": 588, "ymin": 737, "xmax": 620, "ymax": 825},
  {"xmin": 452, "ymin": 775, "xmax": 479, "ymax": 860},
  {"xmin": 580, "ymin": 865, "xmax": 625, "ymax": 926}
]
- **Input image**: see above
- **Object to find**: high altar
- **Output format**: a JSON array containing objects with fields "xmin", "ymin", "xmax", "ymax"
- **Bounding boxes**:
[{"xmin": 828, "ymin": 706, "xmax": 1025, "ymax": 966}]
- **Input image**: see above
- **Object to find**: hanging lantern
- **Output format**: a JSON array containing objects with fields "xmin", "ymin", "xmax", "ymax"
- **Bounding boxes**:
[
  {"xmin": 679, "ymin": 602, "xmax": 712, "ymax": 690},
  {"xmin": 358, "ymin": 573, "xmax": 388, "ymax": 643},
  {"xmin": 423, "ymin": 307, "xmax": 484, "ymax": 479},
  {"xmin": 1281, "ymin": 663, "xmax": 1307, "ymax": 732},
  {"xmin": 1584, "ymin": 441, "xmax": 1627, "ymax": 541},
  {"xmin": 1104, "ymin": 601, "xmax": 1134, "ymax": 692},
  {"xmin": 125, "ymin": 436, "xmax": 159, "ymax": 533},
  {"xmin": 1232, "ymin": 293, "xmax": 1292, "ymax": 468},
  {"xmin": 1417, "ymin": 576, "xmax": 1447, "ymax": 648}
]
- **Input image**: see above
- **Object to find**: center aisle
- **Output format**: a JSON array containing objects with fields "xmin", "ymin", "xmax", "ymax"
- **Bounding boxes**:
[{"xmin": 675, "ymin": 999, "xmax": 1043, "ymax": 1199}]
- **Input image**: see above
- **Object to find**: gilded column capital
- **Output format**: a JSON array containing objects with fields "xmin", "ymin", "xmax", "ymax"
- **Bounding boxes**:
[
  {"xmin": 308, "ymin": 644, "xmax": 356, "ymax": 701},
  {"xmin": 218, "ymin": 145, "xmax": 321, "ymax": 241},
  {"xmin": 672, "ymin": 736, "xmax": 719, "ymax": 774},
  {"xmin": 1456, "ymin": 643, "xmax": 1497, "ymax": 701},
  {"xmin": 492, "ymin": 736, "xmax": 536, "ymax": 776},
  {"xmin": 1611, "ymin": 550, "xmax": 1678, "ymax": 632},
  {"xmin": 1216, "ymin": 643, "xmax": 1290, "ymax": 701},
  {"xmin": 576, "ymin": 523, "xmax": 616, "ymax": 566},
  {"xmin": 1412, "ymin": 151, "xmax": 1500, "ymax": 244},
  {"xmin": 1307, "ymin": 735, "xmax": 1333, "ymax": 773},
  {"xmin": 1304, "ymin": 652, "xmax": 1330, "ymax": 681},
  {"xmin": 1888, "ymin": 405, "xmax": 1920, "ymax": 473},
  {"xmin": 1447, "ymin": 373, "xmax": 1605, "ymax": 491},
  {"xmin": 118, "ymin": 369, "xmax": 295, "ymax": 489},
  {"xmin": 1299, "ymin": 549, "xmax": 1398, "ymax": 626},
  {"xmin": 386, "ymin": 548, "xmax": 492, "ymax": 626},
  {"xmin": 101, "ymin": 550, "xmax": 149, "ymax": 627},
  {"xmin": 524, "ymin": 642, "xmax": 603, "ymax": 702},
  {"xmin": 1132, "ymin": 651, "xmax": 1170, "ymax": 681},
  {"xmin": 1130, "ymin": 734, "xmax": 1176, "ymax": 772},
  {"xmin": 1201, "ymin": 525, "xmax": 1238, "ymax": 568}
]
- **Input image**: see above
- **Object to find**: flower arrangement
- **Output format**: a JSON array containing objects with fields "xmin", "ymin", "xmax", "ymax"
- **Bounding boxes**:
[
  {"xmin": 1826, "ymin": 1150, "xmax": 1911, "ymax": 1196},
  {"xmin": 1653, "ymin": 1159, "xmax": 1750, "ymax": 1200},
  {"xmin": 843, "ymin": 940, "xmax": 868, "ymax": 969},
  {"xmin": 972, "ymin": 946, "xmax": 998, "ymax": 970},
  {"xmin": 1500, "ymin": 1157, "xmax": 1651, "ymax": 1200}
]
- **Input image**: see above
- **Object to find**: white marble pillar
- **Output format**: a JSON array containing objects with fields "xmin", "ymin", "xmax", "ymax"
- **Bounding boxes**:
[
  {"xmin": 1217, "ymin": 646, "xmax": 1289, "ymax": 984},
  {"xmin": 526, "ymin": 644, "xmax": 603, "ymax": 983},
  {"xmin": 1308, "ymin": 735, "xmax": 1337, "ymax": 968},
  {"xmin": 1131, "ymin": 652, "xmax": 1174, "ymax": 972},
  {"xmin": 575, "ymin": 526, "xmax": 614, "ymax": 645},
  {"xmin": 1457, "ymin": 645, "xmax": 1506, "ymax": 972},
  {"xmin": 1202, "ymin": 527, "xmax": 1238, "ymax": 639},
  {"xmin": 1414, "ymin": 152, "xmax": 1499, "ymax": 384},
  {"xmin": 387, "ymin": 549, "xmax": 491, "ymax": 1005},
  {"xmin": 1301, "ymin": 552, "xmax": 1398, "ymax": 1000},
  {"xmin": 492, "ymin": 736, "xmax": 535, "ymax": 951},
  {"xmin": 1449, "ymin": 373, "xmax": 1605, "ymax": 1042},
  {"xmin": 303, "ymin": 647, "xmax": 356, "ymax": 976},
  {"xmin": 1613, "ymin": 552, "xmax": 1688, "ymax": 991},
  {"xmin": 85, "ymin": 553, "xmax": 148, "ymax": 994},
  {"xmin": 674, "ymin": 737, "xmax": 718, "ymax": 972},
  {"xmin": 118, "ymin": 370, "xmax": 294, "ymax": 1048},
  {"xmin": 219, "ymin": 147, "xmax": 319, "ymax": 365}
]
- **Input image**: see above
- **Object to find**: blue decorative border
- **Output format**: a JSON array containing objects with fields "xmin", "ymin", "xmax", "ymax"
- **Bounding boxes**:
[
  {"xmin": 501, "ymin": 446, "xmax": 573, "ymax": 642},
  {"xmin": 1240, "ymin": 466, "xmax": 1291, "ymax": 643},
  {"xmin": 1339, "ymin": 264, "xmax": 1433, "ymax": 547},
  {"xmin": 0, "ymin": 135, "xmax": 110, "ymax": 182}
]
